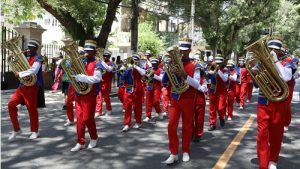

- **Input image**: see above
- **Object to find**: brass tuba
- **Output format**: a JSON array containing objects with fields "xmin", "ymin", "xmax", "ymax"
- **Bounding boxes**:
[
  {"xmin": 163, "ymin": 46, "xmax": 189, "ymax": 94},
  {"xmin": 2, "ymin": 36, "xmax": 37, "ymax": 86},
  {"xmin": 60, "ymin": 42, "xmax": 92, "ymax": 95},
  {"xmin": 245, "ymin": 35, "xmax": 289, "ymax": 102}
]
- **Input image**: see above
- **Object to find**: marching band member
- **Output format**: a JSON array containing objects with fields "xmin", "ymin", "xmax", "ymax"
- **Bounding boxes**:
[
  {"xmin": 143, "ymin": 57, "xmax": 164, "ymax": 122},
  {"xmin": 8, "ymin": 39, "xmax": 43, "ymax": 140},
  {"xmin": 280, "ymin": 46, "xmax": 299, "ymax": 130},
  {"xmin": 70, "ymin": 40, "xmax": 102, "ymax": 152},
  {"xmin": 246, "ymin": 71, "xmax": 253, "ymax": 103},
  {"xmin": 192, "ymin": 59, "xmax": 208, "ymax": 142},
  {"xmin": 237, "ymin": 58, "xmax": 248, "ymax": 110},
  {"xmin": 95, "ymin": 50, "xmax": 114, "ymax": 118},
  {"xmin": 255, "ymin": 38, "xmax": 293, "ymax": 169},
  {"xmin": 121, "ymin": 54, "xmax": 144, "ymax": 132},
  {"xmin": 207, "ymin": 55, "xmax": 229, "ymax": 131},
  {"xmin": 226, "ymin": 60, "xmax": 237, "ymax": 120},
  {"xmin": 163, "ymin": 39, "xmax": 207, "ymax": 164}
]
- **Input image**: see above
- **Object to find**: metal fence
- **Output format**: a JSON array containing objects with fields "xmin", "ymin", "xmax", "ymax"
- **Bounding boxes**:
[
  {"xmin": 1, "ymin": 26, "xmax": 25, "ymax": 82},
  {"xmin": 1, "ymin": 26, "xmax": 64, "ymax": 83}
]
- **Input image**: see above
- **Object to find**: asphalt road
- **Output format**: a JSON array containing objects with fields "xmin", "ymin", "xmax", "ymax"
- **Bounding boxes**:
[{"xmin": 1, "ymin": 83, "xmax": 300, "ymax": 169}]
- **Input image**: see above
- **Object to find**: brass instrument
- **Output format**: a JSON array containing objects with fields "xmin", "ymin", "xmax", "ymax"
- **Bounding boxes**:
[
  {"xmin": 245, "ymin": 35, "xmax": 289, "ymax": 102},
  {"xmin": 125, "ymin": 57, "xmax": 139, "ymax": 68},
  {"xmin": 2, "ymin": 36, "xmax": 37, "ymax": 86},
  {"xmin": 163, "ymin": 46, "xmax": 189, "ymax": 94},
  {"xmin": 142, "ymin": 68, "xmax": 155, "ymax": 83},
  {"xmin": 60, "ymin": 42, "xmax": 92, "ymax": 95}
]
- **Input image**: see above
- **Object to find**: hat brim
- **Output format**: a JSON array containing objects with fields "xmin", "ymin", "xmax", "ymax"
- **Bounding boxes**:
[
  {"xmin": 268, "ymin": 45, "xmax": 281, "ymax": 50},
  {"xmin": 179, "ymin": 47, "xmax": 190, "ymax": 50},
  {"xmin": 84, "ymin": 47, "xmax": 96, "ymax": 51},
  {"xmin": 215, "ymin": 60, "xmax": 223, "ymax": 64},
  {"xmin": 27, "ymin": 44, "xmax": 38, "ymax": 48}
]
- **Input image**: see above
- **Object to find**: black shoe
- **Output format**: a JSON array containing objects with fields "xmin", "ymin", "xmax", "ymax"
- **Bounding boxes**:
[
  {"xmin": 62, "ymin": 105, "xmax": 67, "ymax": 110},
  {"xmin": 208, "ymin": 125, "xmax": 216, "ymax": 131},
  {"xmin": 220, "ymin": 119, "xmax": 225, "ymax": 127},
  {"xmin": 193, "ymin": 136, "xmax": 201, "ymax": 142}
]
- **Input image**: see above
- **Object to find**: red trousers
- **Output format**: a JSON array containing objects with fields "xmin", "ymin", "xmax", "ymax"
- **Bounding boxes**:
[
  {"xmin": 257, "ymin": 103, "xmax": 285, "ymax": 169},
  {"xmin": 123, "ymin": 91, "xmax": 143, "ymax": 126},
  {"xmin": 235, "ymin": 84, "xmax": 241, "ymax": 104},
  {"xmin": 227, "ymin": 90, "xmax": 235, "ymax": 118},
  {"xmin": 284, "ymin": 80, "xmax": 295, "ymax": 127},
  {"xmin": 8, "ymin": 84, "xmax": 39, "ymax": 132},
  {"xmin": 146, "ymin": 89, "xmax": 162, "ymax": 118},
  {"xmin": 162, "ymin": 87, "xmax": 171, "ymax": 113},
  {"xmin": 194, "ymin": 102, "xmax": 205, "ymax": 137},
  {"xmin": 246, "ymin": 83, "xmax": 253, "ymax": 101},
  {"xmin": 66, "ymin": 85, "xmax": 75, "ymax": 122},
  {"xmin": 239, "ymin": 83, "xmax": 247, "ymax": 107},
  {"xmin": 75, "ymin": 92, "xmax": 98, "ymax": 145},
  {"xmin": 209, "ymin": 91, "xmax": 227, "ymax": 126},
  {"xmin": 118, "ymin": 86, "xmax": 125, "ymax": 103},
  {"xmin": 96, "ymin": 83, "xmax": 112, "ymax": 115},
  {"xmin": 168, "ymin": 98, "xmax": 195, "ymax": 154}
]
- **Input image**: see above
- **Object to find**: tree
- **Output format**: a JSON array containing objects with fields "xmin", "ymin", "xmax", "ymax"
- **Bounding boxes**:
[
  {"xmin": 2, "ymin": 0, "xmax": 122, "ymax": 47},
  {"xmin": 138, "ymin": 21, "xmax": 165, "ymax": 56}
]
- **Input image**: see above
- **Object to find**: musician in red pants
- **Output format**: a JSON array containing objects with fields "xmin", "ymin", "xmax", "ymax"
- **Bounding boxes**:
[
  {"xmin": 255, "ymin": 39, "xmax": 293, "ymax": 169},
  {"xmin": 207, "ymin": 56, "xmax": 229, "ymax": 131},
  {"xmin": 95, "ymin": 51, "xmax": 114, "ymax": 118},
  {"xmin": 246, "ymin": 71, "xmax": 253, "ymax": 103},
  {"xmin": 70, "ymin": 40, "xmax": 102, "ymax": 152},
  {"xmin": 163, "ymin": 39, "xmax": 208, "ymax": 164},
  {"xmin": 193, "ymin": 63, "xmax": 208, "ymax": 142},
  {"xmin": 8, "ymin": 39, "xmax": 43, "ymax": 141},
  {"xmin": 226, "ymin": 60, "xmax": 237, "ymax": 120},
  {"xmin": 120, "ymin": 54, "xmax": 144, "ymax": 132},
  {"xmin": 238, "ymin": 58, "xmax": 248, "ymax": 110},
  {"xmin": 141, "ymin": 58, "xmax": 164, "ymax": 122}
]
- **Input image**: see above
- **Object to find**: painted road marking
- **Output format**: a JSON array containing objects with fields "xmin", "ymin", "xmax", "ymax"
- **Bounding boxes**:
[{"xmin": 213, "ymin": 115, "xmax": 256, "ymax": 169}]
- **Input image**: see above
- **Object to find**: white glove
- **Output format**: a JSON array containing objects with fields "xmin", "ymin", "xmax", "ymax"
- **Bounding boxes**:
[
  {"xmin": 270, "ymin": 50, "xmax": 278, "ymax": 62},
  {"xmin": 74, "ymin": 74, "xmax": 85, "ymax": 82},
  {"xmin": 197, "ymin": 85, "xmax": 208, "ymax": 93}
]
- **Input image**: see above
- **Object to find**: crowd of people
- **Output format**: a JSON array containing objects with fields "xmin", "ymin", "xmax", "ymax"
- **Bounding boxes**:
[{"xmin": 5, "ymin": 36, "xmax": 299, "ymax": 169}]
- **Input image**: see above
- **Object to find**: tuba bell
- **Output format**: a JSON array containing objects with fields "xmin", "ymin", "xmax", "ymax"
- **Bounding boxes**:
[
  {"xmin": 163, "ymin": 46, "xmax": 189, "ymax": 94},
  {"xmin": 2, "ymin": 36, "xmax": 37, "ymax": 86},
  {"xmin": 245, "ymin": 35, "xmax": 289, "ymax": 102},
  {"xmin": 60, "ymin": 42, "xmax": 92, "ymax": 95}
]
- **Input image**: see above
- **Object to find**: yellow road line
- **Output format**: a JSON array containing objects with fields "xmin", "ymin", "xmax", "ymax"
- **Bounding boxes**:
[{"xmin": 213, "ymin": 115, "xmax": 256, "ymax": 169}]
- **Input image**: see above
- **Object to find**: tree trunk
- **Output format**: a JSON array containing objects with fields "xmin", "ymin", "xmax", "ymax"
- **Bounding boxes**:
[
  {"xmin": 96, "ymin": 0, "xmax": 122, "ymax": 48},
  {"xmin": 36, "ymin": 0, "xmax": 88, "ymax": 43},
  {"xmin": 131, "ymin": 0, "xmax": 139, "ymax": 52}
]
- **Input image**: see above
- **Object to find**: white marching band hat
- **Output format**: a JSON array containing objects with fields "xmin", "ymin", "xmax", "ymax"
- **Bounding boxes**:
[
  {"xmin": 267, "ymin": 39, "xmax": 282, "ymax": 50},
  {"xmin": 178, "ymin": 38, "xmax": 192, "ymax": 50},
  {"xmin": 84, "ymin": 40, "xmax": 97, "ymax": 51},
  {"xmin": 27, "ymin": 39, "xmax": 40, "ymax": 48}
]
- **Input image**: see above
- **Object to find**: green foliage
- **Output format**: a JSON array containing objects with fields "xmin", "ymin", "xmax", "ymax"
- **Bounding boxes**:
[
  {"xmin": 138, "ymin": 21, "xmax": 165, "ymax": 56},
  {"xmin": 1, "ymin": 0, "xmax": 44, "ymax": 24}
]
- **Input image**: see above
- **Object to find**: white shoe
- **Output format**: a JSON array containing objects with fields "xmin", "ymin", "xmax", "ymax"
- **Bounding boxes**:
[
  {"xmin": 284, "ymin": 126, "xmax": 289, "ymax": 131},
  {"xmin": 158, "ymin": 113, "xmax": 164, "ymax": 120},
  {"xmin": 29, "ymin": 132, "xmax": 39, "ymax": 139},
  {"xmin": 70, "ymin": 143, "xmax": 85, "ymax": 152},
  {"xmin": 239, "ymin": 106, "xmax": 244, "ymax": 110},
  {"xmin": 162, "ymin": 112, "xmax": 167, "ymax": 117},
  {"xmin": 64, "ymin": 120, "xmax": 75, "ymax": 126},
  {"xmin": 143, "ymin": 117, "xmax": 150, "ymax": 122},
  {"xmin": 132, "ymin": 123, "xmax": 141, "ymax": 129},
  {"xmin": 88, "ymin": 139, "xmax": 98, "ymax": 149},
  {"xmin": 122, "ymin": 109, "xmax": 125, "ymax": 113},
  {"xmin": 182, "ymin": 153, "xmax": 190, "ymax": 162},
  {"xmin": 246, "ymin": 100, "xmax": 250, "ymax": 103},
  {"xmin": 94, "ymin": 113, "xmax": 100, "ymax": 118},
  {"xmin": 163, "ymin": 154, "xmax": 178, "ymax": 164},
  {"xmin": 122, "ymin": 125, "xmax": 130, "ymax": 132},
  {"xmin": 268, "ymin": 161, "xmax": 277, "ymax": 169},
  {"xmin": 8, "ymin": 130, "xmax": 22, "ymax": 141},
  {"xmin": 228, "ymin": 117, "xmax": 232, "ymax": 121}
]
